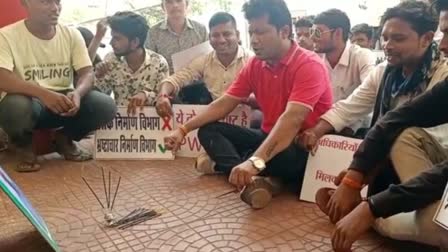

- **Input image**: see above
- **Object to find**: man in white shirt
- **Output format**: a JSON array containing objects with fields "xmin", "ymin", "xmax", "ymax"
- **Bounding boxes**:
[
  {"xmin": 0, "ymin": 0, "xmax": 117, "ymax": 172},
  {"xmin": 311, "ymin": 9, "xmax": 376, "ymax": 134}
]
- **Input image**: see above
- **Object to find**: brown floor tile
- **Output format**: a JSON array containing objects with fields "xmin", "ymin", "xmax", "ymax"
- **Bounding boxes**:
[{"xmin": 0, "ymin": 143, "xmax": 440, "ymax": 252}]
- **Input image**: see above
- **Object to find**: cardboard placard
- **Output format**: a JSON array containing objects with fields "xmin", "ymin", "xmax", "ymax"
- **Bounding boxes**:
[
  {"xmin": 433, "ymin": 182, "xmax": 448, "ymax": 231},
  {"xmin": 299, "ymin": 135, "xmax": 368, "ymax": 203},
  {"xmin": 172, "ymin": 104, "xmax": 251, "ymax": 158},
  {"xmin": 172, "ymin": 41, "xmax": 213, "ymax": 72},
  {"xmin": 94, "ymin": 107, "xmax": 174, "ymax": 160},
  {"xmin": 0, "ymin": 167, "xmax": 60, "ymax": 252}
]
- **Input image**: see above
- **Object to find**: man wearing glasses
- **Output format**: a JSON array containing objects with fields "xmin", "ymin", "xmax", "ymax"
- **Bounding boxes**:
[{"xmin": 311, "ymin": 9, "xmax": 376, "ymax": 136}]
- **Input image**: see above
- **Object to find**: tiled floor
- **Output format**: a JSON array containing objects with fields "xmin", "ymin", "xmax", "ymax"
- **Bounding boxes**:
[{"xmin": 0, "ymin": 143, "xmax": 438, "ymax": 252}]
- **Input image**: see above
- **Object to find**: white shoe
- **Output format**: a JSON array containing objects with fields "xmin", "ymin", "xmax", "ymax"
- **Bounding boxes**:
[{"xmin": 194, "ymin": 153, "xmax": 216, "ymax": 174}]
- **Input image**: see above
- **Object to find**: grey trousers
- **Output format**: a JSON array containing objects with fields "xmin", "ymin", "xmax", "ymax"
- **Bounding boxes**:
[{"xmin": 0, "ymin": 90, "xmax": 117, "ymax": 148}]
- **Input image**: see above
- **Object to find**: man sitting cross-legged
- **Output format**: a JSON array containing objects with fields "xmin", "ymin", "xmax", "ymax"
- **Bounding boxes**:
[
  {"xmin": 330, "ymin": 74, "xmax": 448, "ymax": 251},
  {"xmin": 298, "ymin": 0, "xmax": 448, "ymax": 225},
  {"xmin": 95, "ymin": 11, "xmax": 169, "ymax": 114},
  {"xmin": 325, "ymin": 0, "xmax": 448, "ymax": 250},
  {"xmin": 0, "ymin": 0, "xmax": 117, "ymax": 172},
  {"xmin": 164, "ymin": 0, "xmax": 332, "ymax": 209}
]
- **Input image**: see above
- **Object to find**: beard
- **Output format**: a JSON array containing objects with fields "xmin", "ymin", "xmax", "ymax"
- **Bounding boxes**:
[{"xmin": 114, "ymin": 46, "xmax": 134, "ymax": 57}]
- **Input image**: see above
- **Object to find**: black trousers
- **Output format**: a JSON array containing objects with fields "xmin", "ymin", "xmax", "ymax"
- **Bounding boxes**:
[{"xmin": 198, "ymin": 122, "xmax": 308, "ymax": 184}]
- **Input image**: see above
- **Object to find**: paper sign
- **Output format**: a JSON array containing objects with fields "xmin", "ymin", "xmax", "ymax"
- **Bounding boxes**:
[
  {"xmin": 299, "ymin": 135, "xmax": 368, "ymax": 203},
  {"xmin": 0, "ymin": 167, "xmax": 60, "ymax": 252},
  {"xmin": 433, "ymin": 182, "xmax": 448, "ymax": 230},
  {"xmin": 94, "ymin": 107, "xmax": 174, "ymax": 160},
  {"xmin": 173, "ymin": 104, "xmax": 251, "ymax": 158},
  {"xmin": 172, "ymin": 41, "xmax": 213, "ymax": 72}
]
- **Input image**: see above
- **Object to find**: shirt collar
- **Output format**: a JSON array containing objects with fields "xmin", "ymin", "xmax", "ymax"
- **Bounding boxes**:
[
  {"xmin": 212, "ymin": 46, "xmax": 246, "ymax": 61},
  {"xmin": 117, "ymin": 49, "xmax": 154, "ymax": 70},
  {"xmin": 324, "ymin": 43, "xmax": 351, "ymax": 67},
  {"xmin": 262, "ymin": 41, "xmax": 298, "ymax": 68},
  {"xmin": 160, "ymin": 18, "xmax": 194, "ymax": 31}
]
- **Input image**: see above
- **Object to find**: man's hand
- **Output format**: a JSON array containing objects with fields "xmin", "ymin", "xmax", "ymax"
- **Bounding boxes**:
[
  {"xmin": 95, "ymin": 19, "xmax": 108, "ymax": 39},
  {"xmin": 229, "ymin": 160, "xmax": 259, "ymax": 189},
  {"xmin": 39, "ymin": 90, "xmax": 74, "ymax": 115},
  {"xmin": 164, "ymin": 129, "xmax": 184, "ymax": 152},
  {"xmin": 61, "ymin": 91, "xmax": 81, "ymax": 117},
  {"xmin": 297, "ymin": 129, "xmax": 319, "ymax": 155},
  {"xmin": 156, "ymin": 96, "xmax": 173, "ymax": 118},
  {"xmin": 334, "ymin": 169, "xmax": 348, "ymax": 186},
  {"xmin": 127, "ymin": 92, "xmax": 147, "ymax": 115},
  {"xmin": 332, "ymin": 201, "xmax": 376, "ymax": 252},
  {"xmin": 95, "ymin": 62, "xmax": 110, "ymax": 79},
  {"xmin": 327, "ymin": 183, "xmax": 362, "ymax": 223}
]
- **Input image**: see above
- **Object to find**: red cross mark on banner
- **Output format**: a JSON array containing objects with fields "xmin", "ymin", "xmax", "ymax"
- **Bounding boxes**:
[{"xmin": 162, "ymin": 116, "xmax": 172, "ymax": 131}]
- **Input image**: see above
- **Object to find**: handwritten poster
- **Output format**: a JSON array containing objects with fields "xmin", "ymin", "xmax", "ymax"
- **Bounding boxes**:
[
  {"xmin": 299, "ymin": 135, "xmax": 368, "ymax": 203},
  {"xmin": 94, "ymin": 107, "xmax": 174, "ymax": 160},
  {"xmin": 173, "ymin": 104, "xmax": 251, "ymax": 158},
  {"xmin": 172, "ymin": 41, "xmax": 213, "ymax": 72},
  {"xmin": 433, "ymin": 182, "xmax": 448, "ymax": 231}
]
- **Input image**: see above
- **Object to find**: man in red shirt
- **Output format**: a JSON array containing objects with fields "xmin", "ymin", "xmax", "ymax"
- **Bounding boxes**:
[{"xmin": 164, "ymin": 0, "xmax": 332, "ymax": 209}]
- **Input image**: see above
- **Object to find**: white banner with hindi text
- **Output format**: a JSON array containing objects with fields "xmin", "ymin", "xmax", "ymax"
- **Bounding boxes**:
[
  {"xmin": 299, "ymin": 135, "xmax": 368, "ymax": 203},
  {"xmin": 433, "ymin": 182, "xmax": 448, "ymax": 231},
  {"xmin": 173, "ymin": 104, "xmax": 251, "ymax": 158},
  {"xmin": 94, "ymin": 107, "xmax": 174, "ymax": 160}
]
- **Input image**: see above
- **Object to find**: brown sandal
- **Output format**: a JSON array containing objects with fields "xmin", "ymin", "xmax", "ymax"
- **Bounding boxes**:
[
  {"xmin": 16, "ymin": 150, "xmax": 40, "ymax": 172},
  {"xmin": 16, "ymin": 161, "xmax": 41, "ymax": 172}
]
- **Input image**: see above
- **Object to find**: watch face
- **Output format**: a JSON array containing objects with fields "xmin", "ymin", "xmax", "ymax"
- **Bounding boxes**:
[{"xmin": 254, "ymin": 160, "xmax": 264, "ymax": 169}]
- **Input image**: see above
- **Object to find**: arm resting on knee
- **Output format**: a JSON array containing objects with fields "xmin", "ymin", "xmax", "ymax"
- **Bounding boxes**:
[{"xmin": 0, "ymin": 68, "xmax": 49, "ymax": 99}]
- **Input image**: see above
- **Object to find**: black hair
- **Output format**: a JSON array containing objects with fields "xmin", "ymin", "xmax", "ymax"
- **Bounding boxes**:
[
  {"xmin": 314, "ymin": 9, "xmax": 351, "ymax": 41},
  {"xmin": 208, "ymin": 12, "xmax": 237, "ymax": 30},
  {"xmin": 380, "ymin": 0, "xmax": 438, "ymax": 36},
  {"xmin": 295, "ymin": 16, "xmax": 314, "ymax": 28},
  {"xmin": 434, "ymin": 0, "xmax": 448, "ymax": 14},
  {"xmin": 107, "ymin": 11, "xmax": 149, "ymax": 48},
  {"xmin": 242, "ymin": 0, "xmax": 293, "ymax": 39},
  {"xmin": 351, "ymin": 23, "xmax": 373, "ymax": 40}
]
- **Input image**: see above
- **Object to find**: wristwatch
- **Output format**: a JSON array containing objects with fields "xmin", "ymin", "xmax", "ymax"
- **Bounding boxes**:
[{"xmin": 249, "ymin": 156, "xmax": 266, "ymax": 172}]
